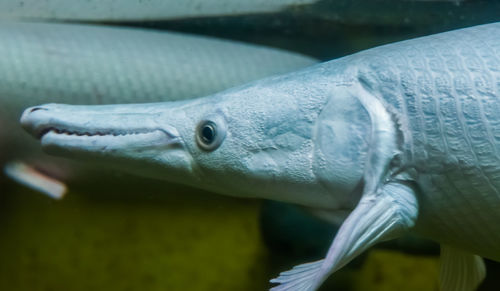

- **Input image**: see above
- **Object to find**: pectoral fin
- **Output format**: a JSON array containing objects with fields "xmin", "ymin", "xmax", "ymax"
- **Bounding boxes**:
[
  {"xmin": 440, "ymin": 245, "xmax": 485, "ymax": 291},
  {"xmin": 270, "ymin": 182, "xmax": 418, "ymax": 291},
  {"xmin": 4, "ymin": 161, "xmax": 67, "ymax": 199}
]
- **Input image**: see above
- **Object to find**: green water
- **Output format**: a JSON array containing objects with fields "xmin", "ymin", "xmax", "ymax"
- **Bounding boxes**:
[
  {"xmin": 0, "ymin": 176, "xmax": 269, "ymax": 290},
  {"xmin": 0, "ymin": 175, "xmax": 445, "ymax": 291}
]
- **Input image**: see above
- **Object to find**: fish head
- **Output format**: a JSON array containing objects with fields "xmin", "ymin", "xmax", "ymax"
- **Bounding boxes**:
[{"xmin": 21, "ymin": 68, "xmax": 369, "ymax": 207}]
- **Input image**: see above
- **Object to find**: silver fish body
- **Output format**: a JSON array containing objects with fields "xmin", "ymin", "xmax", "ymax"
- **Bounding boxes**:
[
  {"xmin": 267, "ymin": 22, "xmax": 500, "ymax": 290},
  {"xmin": 351, "ymin": 22, "xmax": 500, "ymax": 260},
  {"xmin": 20, "ymin": 23, "xmax": 500, "ymax": 290}
]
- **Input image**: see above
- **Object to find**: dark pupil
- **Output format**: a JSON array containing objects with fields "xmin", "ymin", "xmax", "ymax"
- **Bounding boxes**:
[{"xmin": 201, "ymin": 124, "xmax": 216, "ymax": 144}]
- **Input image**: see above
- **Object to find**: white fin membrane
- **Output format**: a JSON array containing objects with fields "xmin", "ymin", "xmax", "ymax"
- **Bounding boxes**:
[
  {"xmin": 270, "ymin": 182, "xmax": 418, "ymax": 291},
  {"xmin": 4, "ymin": 161, "xmax": 67, "ymax": 199},
  {"xmin": 440, "ymin": 245, "xmax": 486, "ymax": 291},
  {"xmin": 270, "ymin": 260, "xmax": 324, "ymax": 291}
]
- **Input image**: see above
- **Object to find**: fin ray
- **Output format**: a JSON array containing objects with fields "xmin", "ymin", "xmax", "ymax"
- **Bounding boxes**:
[
  {"xmin": 440, "ymin": 245, "xmax": 486, "ymax": 291},
  {"xmin": 270, "ymin": 182, "xmax": 418, "ymax": 291},
  {"xmin": 270, "ymin": 260, "xmax": 323, "ymax": 291}
]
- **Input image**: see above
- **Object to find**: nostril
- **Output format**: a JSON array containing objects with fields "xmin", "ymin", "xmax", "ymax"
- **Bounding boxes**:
[
  {"xmin": 20, "ymin": 106, "xmax": 49, "ymax": 133},
  {"xmin": 29, "ymin": 107, "xmax": 47, "ymax": 113}
]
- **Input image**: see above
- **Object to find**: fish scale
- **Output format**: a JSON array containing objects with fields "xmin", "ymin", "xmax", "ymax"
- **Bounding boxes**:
[{"xmin": 354, "ymin": 23, "xmax": 500, "ymax": 260}]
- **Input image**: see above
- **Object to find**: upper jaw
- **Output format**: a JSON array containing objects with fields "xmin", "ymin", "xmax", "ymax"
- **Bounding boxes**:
[{"xmin": 21, "ymin": 103, "xmax": 182, "ymax": 155}]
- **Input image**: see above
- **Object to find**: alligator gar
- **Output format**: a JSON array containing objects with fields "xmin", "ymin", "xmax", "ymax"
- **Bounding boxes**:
[{"xmin": 21, "ymin": 23, "xmax": 500, "ymax": 290}]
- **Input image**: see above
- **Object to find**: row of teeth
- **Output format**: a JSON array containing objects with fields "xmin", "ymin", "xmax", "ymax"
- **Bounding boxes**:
[{"xmin": 39, "ymin": 128, "xmax": 153, "ymax": 138}]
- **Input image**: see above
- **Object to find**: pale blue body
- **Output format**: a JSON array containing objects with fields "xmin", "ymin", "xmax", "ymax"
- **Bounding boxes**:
[
  {"xmin": 21, "ymin": 23, "xmax": 500, "ymax": 290},
  {"xmin": 350, "ymin": 22, "xmax": 500, "ymax": 259}
]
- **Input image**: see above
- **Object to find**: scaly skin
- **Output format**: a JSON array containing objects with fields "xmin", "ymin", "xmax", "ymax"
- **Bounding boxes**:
[
  {"xmin": 352, "ymin": 22, "xmax": 500, "ymax": 260},
  {"xmin": 0, "ymin": 21, "xmax": 316, "ymax": 167},
  {"xmin": 21, "ymin": 23, "xmax": 500, "ymax": 290}
]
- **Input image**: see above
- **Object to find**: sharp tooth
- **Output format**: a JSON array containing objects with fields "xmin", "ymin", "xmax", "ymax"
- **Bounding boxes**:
[{"xmin": 40, "ymin": 129, "xmax": 147, "ymax": 137}]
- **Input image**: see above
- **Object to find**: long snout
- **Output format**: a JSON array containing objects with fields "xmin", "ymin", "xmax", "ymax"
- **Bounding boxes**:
[
  {"xmin": 20, "ymin": 100, "xmax": 202, "ymax": 185},
  {"xmin": 20, "ymin": 102, "xmax": 183, "ymax": 157}
]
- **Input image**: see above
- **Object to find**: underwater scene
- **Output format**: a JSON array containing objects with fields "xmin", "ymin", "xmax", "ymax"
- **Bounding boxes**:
[{"xmin": 1, "ymin": 1, "xmax": 500, "ymax": 290}]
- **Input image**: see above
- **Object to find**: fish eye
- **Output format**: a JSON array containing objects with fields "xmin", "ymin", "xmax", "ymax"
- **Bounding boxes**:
[
  {"xmin": 201, "ymin": 122, "xmax": 216, "ymax": 143},
  {"xmin": 196, "ymin": 118, "xmax": 226, "ymax": 151}
]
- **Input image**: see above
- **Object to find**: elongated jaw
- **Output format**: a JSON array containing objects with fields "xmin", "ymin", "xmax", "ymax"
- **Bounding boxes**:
[
  {"xmin": 21, "ymin": 103, "xmax": 181, "ymax": 157},
  {"xmin": 19, "ymin": 102, "xmax": 198, "ymax": 186}
]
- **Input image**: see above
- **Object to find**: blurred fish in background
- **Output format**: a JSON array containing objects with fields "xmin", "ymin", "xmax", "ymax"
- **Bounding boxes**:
[
  {"xmin": 0, "ymin": 1, "xmax": 499, "ymax": 291},
  {"xmin": 0, "ymin": 0, "xmax": 318, "ymax": 22}
]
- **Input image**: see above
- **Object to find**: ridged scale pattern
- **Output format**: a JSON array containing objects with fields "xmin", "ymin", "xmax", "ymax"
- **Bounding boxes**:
[{"xmin": 353, "ymin": 23, "xmax": 500, "ymax": 259}]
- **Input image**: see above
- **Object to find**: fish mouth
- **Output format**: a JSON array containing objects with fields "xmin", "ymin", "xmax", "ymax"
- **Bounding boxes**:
[
  {"xmin": 21, "ymin": 103, "xmax": 182, "ymax": 156},
  {"xmin": 36, "ymin": 126, "xmax": 171, "ymax": 140},
  {"xmin": 39, "ymin": 127, "xmax": 177, "ymax": 149},
  {"xmin": 21, "ymin": 102, "xmax": 197, "ymax": 184},
  {"xmin": 38, "ymin": 126, "xmax": 180, "ymax": 156}
]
